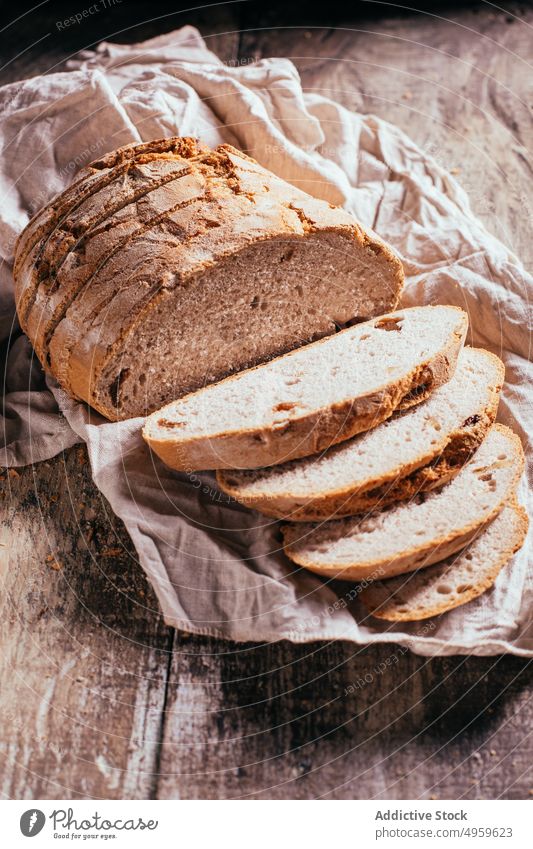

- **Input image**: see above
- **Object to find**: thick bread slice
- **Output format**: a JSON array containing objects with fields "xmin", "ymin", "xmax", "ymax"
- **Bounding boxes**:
[
  {"xmin": 282, "ymin": 425, "xmax": 524, "ymax": 581},
  {"xmin": 359, "ymin": 501, "xmax": 528, "ymax": 621},
  {"xmin": 217, "ymin": 347, "xmax": 503, "ymax": 519},
  {"xmin": 143, "ymin": 306, "xmax": 467, "ymax": 471},
  {"xmin": 14, "ymin": 137, "xmax": 404, "ymax": 421}
]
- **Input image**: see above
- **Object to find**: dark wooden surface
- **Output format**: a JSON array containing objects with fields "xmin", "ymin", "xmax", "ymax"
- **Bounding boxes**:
[{"xmin": 1, "ymin": 1, "xmax": 532, "ymax": 799}]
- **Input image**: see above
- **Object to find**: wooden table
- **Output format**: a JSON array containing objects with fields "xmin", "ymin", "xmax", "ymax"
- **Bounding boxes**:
[{"xmin": 1, "ymin": 1, "xmax": 531, "ymax": 800}]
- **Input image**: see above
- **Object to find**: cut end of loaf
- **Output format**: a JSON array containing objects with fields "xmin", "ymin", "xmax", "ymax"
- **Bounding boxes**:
[
  {"xmin": 92, "ymin": 229, "xmax": 403, "ymax": 420},
  {"xmin": 143, "ymin": 305, "xmax": 467, "ymax": 472}
]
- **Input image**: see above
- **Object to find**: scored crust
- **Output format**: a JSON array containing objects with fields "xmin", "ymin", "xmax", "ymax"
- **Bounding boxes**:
[
  {"xmin": 359, "ymin": 501, "xmax": 529, "ymax": 621},
  {"xmin": 15, "ymin": 137, "xmax": 207, "ymax": 279},
  {"xmin": 17, "ymin": 139, "xmax": 215, "ymax": 370}
]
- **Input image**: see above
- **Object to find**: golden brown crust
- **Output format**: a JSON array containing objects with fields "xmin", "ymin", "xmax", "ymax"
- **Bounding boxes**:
[
  {"xmin": 15, "ymin": 137, "xmax": 208, "ymax": 291},
  {"xmin": 16, "ymin": 139, "xmax": 213, "ymax": 368}
]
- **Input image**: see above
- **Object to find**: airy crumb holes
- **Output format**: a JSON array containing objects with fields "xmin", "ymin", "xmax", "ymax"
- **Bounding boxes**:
[
  {"xmin": 375, "ymin": 316, "xmax": 403, "ymax": 332},
  {"xmin": 274, "ymin": 402, "xmax": 297, "ymax": 412}
]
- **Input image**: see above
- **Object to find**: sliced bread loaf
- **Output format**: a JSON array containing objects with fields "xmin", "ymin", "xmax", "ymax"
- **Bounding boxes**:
[
  {"xmin": 282, "ymin": 425, "xmax": 524, "ymax": 581},
  {"xmin": 217, "ymin": 347, "xmax": 503, "ymax": 519},
  {"xmin": 143, "ymin": 306, "xmax": 467, "ymax": 471},
  {"xmin": 359, "ymin": 501, "xmax": 528, "ymax": 620},
  {"xmin": 14, "ymin": 137, "xmax": 404, "ymax": 420}
]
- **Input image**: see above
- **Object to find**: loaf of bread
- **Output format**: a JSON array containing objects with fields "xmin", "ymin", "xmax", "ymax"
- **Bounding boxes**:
[
  {"xmin": 14, "ymin": 137, "xmax": 404, "ymax": 420},
  {"xmin": 217, "ymin": 347, "xmax": 504, "ymax": 519},
  {"xmin": 282, "ymin": 425, "xmax": 524, "ymax": 581},
  {"xmin": 143, "ymin": 306, "xmax": 467, "ymax": 471}
]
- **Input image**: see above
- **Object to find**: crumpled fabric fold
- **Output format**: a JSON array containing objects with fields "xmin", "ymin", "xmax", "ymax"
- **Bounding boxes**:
[{"xmin": 1, "ymin": 25, "xmax": 531, "ymax": 655}]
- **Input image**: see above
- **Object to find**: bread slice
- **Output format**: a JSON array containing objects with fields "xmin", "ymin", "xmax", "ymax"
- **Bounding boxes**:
[
  {"xmin": 143, "ymin": 305, "xmax": 467, "ymax": 471},
  {"xmin": 282, "ymin": 425, "xmax": 524, "ymax": 581},
  {"xmin": 217, "ymin": 347, "xmax": 503, "ymax": 519},
  {"xmin": 359, "ymin": 501, "xmax": 528, "ymax": 620},
  {"xmin": 14, "ymin": 137, "xmax": 404, "ymax": 420}
]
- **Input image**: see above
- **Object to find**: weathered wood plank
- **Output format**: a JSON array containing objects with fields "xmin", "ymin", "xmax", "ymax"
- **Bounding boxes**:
[
  {"xmin": 156, "ymin": 637, "xmax": 532, "ymax": 799},
  {"xmin": 0, "ymin": 448, "xmax": 173, "ymax": 799}
]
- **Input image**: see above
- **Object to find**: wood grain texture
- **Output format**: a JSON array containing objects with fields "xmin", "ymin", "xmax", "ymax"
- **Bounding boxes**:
[
  {"xmin": 157, "ymin": 636, "xmax": 533, "ymax": 799},
  {"xmin": 0, "ymin": 449, "xmax": 172, "ymax": 799},
  {"xmin": 1, "ymin": 0, "xmax": 532, "ymax": 800}
]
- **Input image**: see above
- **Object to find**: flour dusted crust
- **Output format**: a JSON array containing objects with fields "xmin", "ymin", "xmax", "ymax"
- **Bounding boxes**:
[{"xmin": 14, "ymin": 137, "xmax": 404, "ymax": 421}]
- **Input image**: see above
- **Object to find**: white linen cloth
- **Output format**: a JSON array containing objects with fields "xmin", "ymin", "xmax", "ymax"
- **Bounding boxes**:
[{"xmin": 1, "ymin": 26, "xmax": 531, "ymax": 656}]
